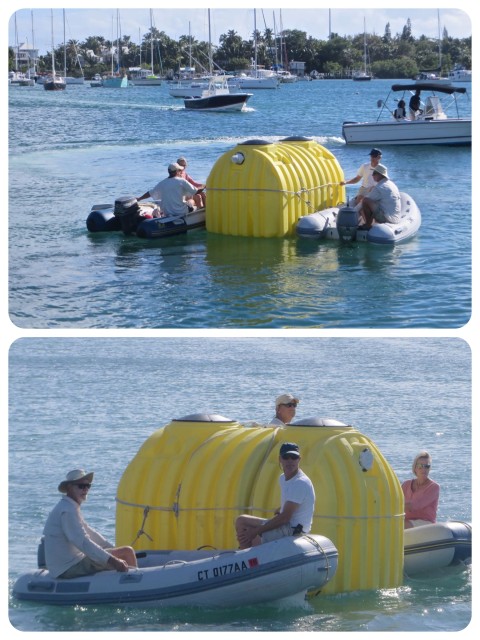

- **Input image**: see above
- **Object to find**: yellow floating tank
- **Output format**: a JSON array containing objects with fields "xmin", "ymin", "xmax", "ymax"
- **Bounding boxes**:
[
  {"xmin": 205, "ymin": 137, "xmax": 346, "ymax": 237},
  {"xmin": 116, "ymin": 414, "xmax": 404, "ymax": 595}
]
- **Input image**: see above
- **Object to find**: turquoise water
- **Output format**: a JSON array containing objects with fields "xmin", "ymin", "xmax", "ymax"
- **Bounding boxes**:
[
  {"xmin": 8, "ymin": 338, "xmax": 471, "ymax": 632},
  {"xmin": 8, "ymin": 79, "xmax": 471, "ymax": 328}
]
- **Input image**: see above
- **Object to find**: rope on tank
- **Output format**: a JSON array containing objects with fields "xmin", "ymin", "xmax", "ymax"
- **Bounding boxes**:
[
  {"xmin": 207, "ymin": 182, "xmax": 340, "ymax": 196},
  {"xmin": 207, "ymin": 182, "xmax": 341, "ymax": 212}
]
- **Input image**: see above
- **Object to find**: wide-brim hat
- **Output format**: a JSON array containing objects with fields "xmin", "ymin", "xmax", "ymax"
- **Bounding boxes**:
[
  {"xmin": 58, "ymin": 469, "xmax": 94, "ymax": 493},
  {"xmin": 373, "ymin": 163, "xmax": 389, "ymax": 179}
]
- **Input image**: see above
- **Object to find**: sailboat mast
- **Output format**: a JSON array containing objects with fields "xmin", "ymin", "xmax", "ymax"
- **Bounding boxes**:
[
  {"xmin": 63, "ymin": 9, "xmax": 67, "ymax": 79},
  {"xmin": 254, "ymin": 9, "xmax": 258, "ymax": 77},
  {"xmin": 208, "ymin": 9, "xmax": 212, "ymax": 75},
  {"xmin": 50, "ymin": 9, "xmax": 56, "ymax": 76},
  {"xmin": 437, "ymin": 9, "xmax": 442, "ymax": 72},
  {"xmin": 150, "ymin": 9, "xmax": 154, "ymax": 74},
  {"xmin": 31, "ymin": 10, "xmax": 36, "ymax": 76},
  {"xmin": 363, "ymin": 17, "xmax": 367, "ymax": 73}
]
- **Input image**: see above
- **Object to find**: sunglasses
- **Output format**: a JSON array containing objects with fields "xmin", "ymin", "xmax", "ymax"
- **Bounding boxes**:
[
  {"xmin": 75, "ymin": 483, "xmax": 92, "ymax": 489},
  {"xmin": 281, "ymin": 454, "xmax": 299, "ymax": 460},
  {"xmin": 416, "ymin": 464, "xmax": 431, "ymax": 469},
  {"xmin": 282, "ymin": 403, "xmax": 297, "ymax": 408}
]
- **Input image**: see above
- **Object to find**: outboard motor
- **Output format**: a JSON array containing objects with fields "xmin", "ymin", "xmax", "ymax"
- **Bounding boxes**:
[
  {"xmin": 114, "ymin": 195, "xmax": 144, "ymax": 235},
  {"xmin": 336, "ymin": 203, "xmax": 359, "ymax": 242},
  {"xmin": 37, "ymin": 536, "xmax": 46, "ymax": 569}
]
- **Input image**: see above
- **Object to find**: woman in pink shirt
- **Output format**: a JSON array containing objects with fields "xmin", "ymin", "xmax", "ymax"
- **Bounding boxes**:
[
  {"xmin": 401, "ymin": 451, "xmax": 440, "ymax": 528},
  {"xmin": 177, "ymin": 156, "xmax": 206, "ymax": 208}
]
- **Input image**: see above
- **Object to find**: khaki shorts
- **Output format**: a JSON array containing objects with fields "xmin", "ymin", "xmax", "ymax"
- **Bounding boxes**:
[
  {"xmin": 59, "ymin": 556, "xmax": 108, "ymax": 579},
  {"xmin": 260, "ymin": 522, "xmax": 295, "ymax": 543}
]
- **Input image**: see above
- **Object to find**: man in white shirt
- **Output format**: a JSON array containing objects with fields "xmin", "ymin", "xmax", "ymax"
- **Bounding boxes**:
[
  {"xmin": 137, "ymin": 163, "xmax": 204, "ymax": 216},
  {"xmin": 269, "ymin": 393, "xmax": 299, "ymax": 426},
  {"xmin": 235, "ymin": 442, "xmax": 315, "ymax": 548},
  {"xmin": 340, "ymin": 148, "xmax": 383, "ymax": 207},
  {"xmin": 43, "ymin": 469, "xmax": 137, "ymax": 579}
]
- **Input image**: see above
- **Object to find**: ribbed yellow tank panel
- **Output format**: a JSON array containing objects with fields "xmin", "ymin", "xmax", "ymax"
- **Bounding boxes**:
[
  {"xmin": 115, "ymin": 417, "xmax": 239, "ymax": 549},
  {"xmin": 205, "ymin": 138, "xmax": 346, "ymax": 237},
  {"xmin": 115, "ymin": 417, "xmax": 404, "ymax": 594}
]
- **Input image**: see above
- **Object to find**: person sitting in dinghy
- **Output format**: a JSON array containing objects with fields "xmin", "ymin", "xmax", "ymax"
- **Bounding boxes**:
[
  {"xmin": 137, "ymin": 162, "xmax": 205, "ymax": 217},
  {"xmin": 42, "ymin": 469, "xmax": 137, "ymax": 579},
  {"xmin": 235, "ymin": 443, "xmax": 315, "ymax": 549},
  {"xmin": 177, "ymin": 156, "xmax": 206, "ymax": 208},
  {"xmin": 268, "ymin": 393, "xmax": 299, "ymax": 426},
  {"xmin": 402, "ymin": 452, "xmax": 440, "ymax": 528},
  {"xmin": 358, "ymin": 164, "xmax": 401, "ymax": 230}
]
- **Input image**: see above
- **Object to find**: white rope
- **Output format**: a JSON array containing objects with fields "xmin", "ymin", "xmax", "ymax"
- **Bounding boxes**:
[
  {"xmin": 116, "ymin": 497, "xmax": 403, "ymax": 520},
  {"xmin": 206, "ymin": 182, "xmax": 339, "ymax": 196}
]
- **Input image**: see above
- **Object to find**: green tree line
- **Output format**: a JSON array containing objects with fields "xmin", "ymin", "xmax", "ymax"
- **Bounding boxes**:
[{"xmin": 9, "ymin": 18, "xmax": 471, "ymax": 79}]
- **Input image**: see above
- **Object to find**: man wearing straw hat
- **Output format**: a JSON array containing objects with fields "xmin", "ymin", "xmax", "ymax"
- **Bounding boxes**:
[
  {"xmin": 359, "ymin": 163, "xmax": 401, "ymax": 230},
  {"xmin": 42, "ymin": 469, "xmax": 137, "ymax": 579}
]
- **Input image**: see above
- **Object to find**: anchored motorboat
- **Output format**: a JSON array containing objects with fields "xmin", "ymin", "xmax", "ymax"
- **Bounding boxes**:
[{"xmin": 342, "ymin": 82, "xmax": 471, "ymax": 146}]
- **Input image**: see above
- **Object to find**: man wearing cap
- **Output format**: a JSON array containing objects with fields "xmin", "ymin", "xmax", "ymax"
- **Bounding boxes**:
[
  {"xmin": 269, "ymin": 393, "xmax": 299, "ymax": 426},
  {"xmin": 340, "ymin": 148, "xmax": 383, "ymax": 207},
  {"xmin": 235, "ymin": 442, "xmax": 315, "ymax": 549},
  {"xmin": 137, "ymin": 163, "xmax": 204, "ymax": 217},
  {"xmin": 359, "ymin": 163, "xmax": 401, "ymax": 229},
  {"xmin": 42, "ymin": 469, "xmax": 137, "ymax": 579}
]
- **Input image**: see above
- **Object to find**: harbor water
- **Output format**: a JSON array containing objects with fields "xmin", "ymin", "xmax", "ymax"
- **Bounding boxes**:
[
  {"xmin": 8, "ymin": 78, "xmax": 471, "ymax": 328},
  {"xmin": 8, "ymin": 338, "xmax": 471, "ymax": 632}
]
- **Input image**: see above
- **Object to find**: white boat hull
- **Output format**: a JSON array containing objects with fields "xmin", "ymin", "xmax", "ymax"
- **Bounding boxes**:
[
  {"xmin": 169, "ymin": 82, "xmax": 209, "ymax": 98},
  {"xmin": 12, "ymin": 534, "xmax": 338, "ymax": 607},
  {"xmin": 229, "ymin": 76, "xmax": 279, "ymax": 90},
  {"xmin": 130, "ymin": 77, "xmax": 162, "ymax": 86},
  {"xmin": 403, "ymin": 521, "xmax": 471, "ymax": 575},
  {"xmin": 342, "ymin": 118, "xmax": 471, "ymax": 146},
  {"xmin": 296, "ymin": 192, "xmax": 421, "ymax": 245}
]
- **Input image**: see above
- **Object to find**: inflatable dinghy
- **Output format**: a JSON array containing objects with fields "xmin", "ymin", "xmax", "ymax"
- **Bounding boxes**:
[
  {"xmin": 403, "ymin": 521, "xmax": 471, "ymax": 575},
  {"xmin": 86, "ymin": 196, "xmax": 205, "ymax": 239},
  {"xmin": 296, "ymin": 192, "xmax": 421, "ymax": 245},
  {"xmin": 12, "ymin": 534, "xmax": 338, "ymax": 607}
]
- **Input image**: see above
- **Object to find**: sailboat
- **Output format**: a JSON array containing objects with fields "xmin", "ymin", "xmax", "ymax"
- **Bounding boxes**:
[
  {"xmin": 184, "ymin": 10, "xmax": 252, "ymax": 111},
  {"xmin": 230, "ymin": 9, "xmax": 279, "ymax": 89},
  {"xmin": 130, "ymin": 10, "xmax": 162, "ymax": 86},
  {"xmin": 61, "ymin": 10, "xmax": 85, "ymax": 84},
  {"xmin": 102, "ymin": 10, "xmax": 128, "ymax": 88},
  {"xmin": 44, "ymin": 10, "xmax": 66, "ymax": 90},
  {"xmin": 415, "ymin": 10, "xmax": 449, "ymax": 83},
  {"xmin": 353, "ymin": 18, "xmax": 372, "ymax": 81},
  {"xmin": 9, "ymin": 12, "xmax": 35, "ymax": 86}
]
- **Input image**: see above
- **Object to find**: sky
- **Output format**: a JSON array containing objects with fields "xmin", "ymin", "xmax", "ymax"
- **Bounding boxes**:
[{"xmin": 7, "ymin": 2, "xmax": 473, "ymax": 56}]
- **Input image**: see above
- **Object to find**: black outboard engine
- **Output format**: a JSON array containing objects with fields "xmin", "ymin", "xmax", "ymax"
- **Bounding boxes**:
[
  {"xmin": 37, "ymin": 536, "xmax": 46, "ymax": 568},
  {"xmin": 114, "ymin": 195, "xmax": 143, "ymax": 235},
  {"xmin": 336, "ymin": 203, "xmax": 359, "ymax": 242}
]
